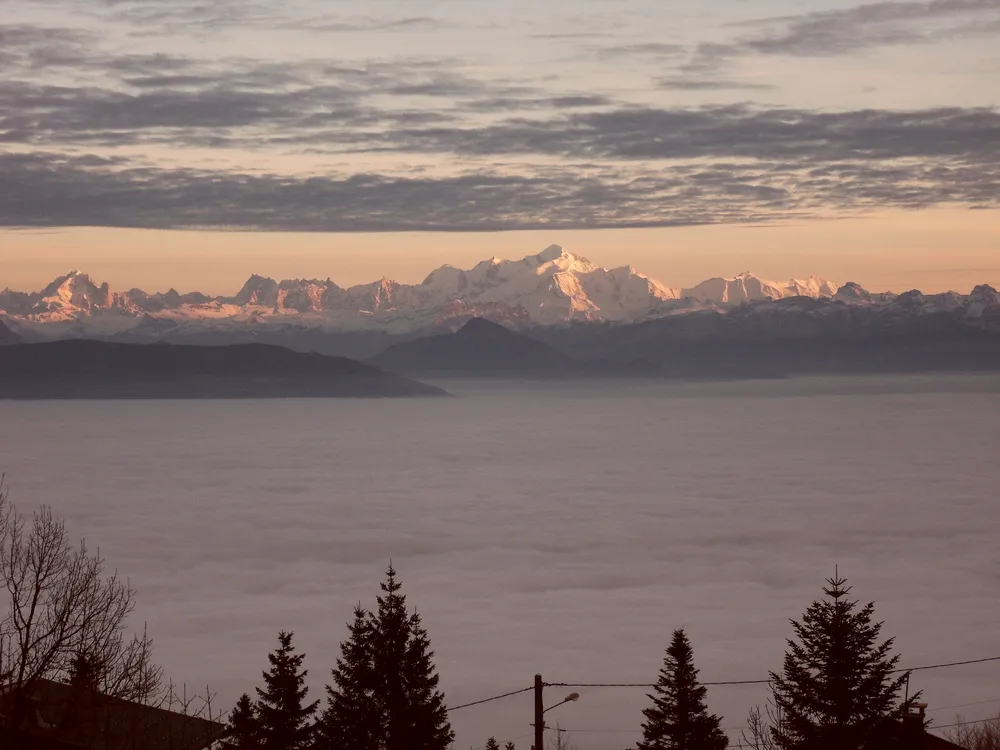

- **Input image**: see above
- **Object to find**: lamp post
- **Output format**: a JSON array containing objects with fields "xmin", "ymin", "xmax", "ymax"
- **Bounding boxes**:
[{"xmin": 533, "ymin": 675, "xmax": 579, "ymax": 750}]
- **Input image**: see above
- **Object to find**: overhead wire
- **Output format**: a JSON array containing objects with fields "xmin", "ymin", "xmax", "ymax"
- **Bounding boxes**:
[
  {"xmin": 929, "ymin": 715, "xmax": 1000, "ymax": 731},
  {"xmin": 545, "ymin": 653, "xmax": 1000, "ymax": 690},
  {"xmin": 929, "ymin": 697, "xmax": 1000, "ymax": 713},
  {"xmin": 447, "ymin": 686, "xmax": 534, "ymax": 712},
  {"xmin": 444, "ymin": 650, "xmax": 1000, "ymax": 746}
]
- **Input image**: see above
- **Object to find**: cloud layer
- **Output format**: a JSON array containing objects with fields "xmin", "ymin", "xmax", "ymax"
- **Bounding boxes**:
[{"xmin": 1, "ymin": 0, "xmax": 998, "ymax": 231}]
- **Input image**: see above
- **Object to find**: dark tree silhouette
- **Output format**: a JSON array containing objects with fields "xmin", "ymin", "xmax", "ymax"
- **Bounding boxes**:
[
  {"xmin": 0, "ymin": 478, "xmax": 162, "ymax": 728},
  {"xmin": 322, "ymin": 563, "xmax": 453, "ymax": 750},
  {"xmin": 255, "ymin": 631, "xmax": 319, "ymax": 750},
  {"xmin": 316, "ymin": 605, "xmax": 378, "ymax": 750},
  {"xmin": 220, "ymin": 693, "xmax": 261, "ymax": 750},
  {"xmin": 485, "ymin": 738, "xmax": 501, "ymax": 750},
  {"xmin": 370, "ymin": 563, "xmax": 454, "ymax": 750},
  {"xmin": 505, "ymin": 742, "xmax": 517, "ymax": 750},
  {"xmin": 399, "ymin": 609, "xmax": 453, "ymax": 750},
  {"xmin": 769, "ymin": 573, "xmax": 919, "ymax": 750},
  {"xmin": 67, "ymin": 650, "xmax": 105, "ymax": 691},
  {"xmin": 638, "ymin": 628, "xmax": 728, "ymax": 750}
]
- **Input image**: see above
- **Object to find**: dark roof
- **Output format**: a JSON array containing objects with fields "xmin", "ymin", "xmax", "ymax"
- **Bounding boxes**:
[
  {"xmin": 1, "ymin": 679, "xmax": 226, "ymax": 750},
  {"xmin": 923, "ymin": 734, "xmax": 966, "ymax": 750}
]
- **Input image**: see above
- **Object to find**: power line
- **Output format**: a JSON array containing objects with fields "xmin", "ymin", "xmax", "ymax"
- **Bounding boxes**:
[
  {"xmin": 546, "ymin": 653, "xmax": 1000, "ymax": 690},
  {"xmin": 447, "ymin": 686, "xmax": 533, "ymax": 712},
  {"xmin": 929, "ymin": 697, "xmax": 1000, "ymax": 713},
  {"xmin": 905, "ymin": 655, "xmax": 1000, "ymax": 673},
  {"xmin": 929, "ymin": 716, "xmax": 1000, "ymax": 731},
  {"xmin": 547, "ymin": 678, "xmax": 770, "ymax": 688},
  {"xmin": 445, "ymin": 654, "xmax": 1000, "ymax": 717}
]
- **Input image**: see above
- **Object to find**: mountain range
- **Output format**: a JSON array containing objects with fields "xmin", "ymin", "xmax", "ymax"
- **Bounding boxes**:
[
  {"xmin": 2, "ymin": 245, "xmax": 998, "ymax": 368},
  {"xmin": 1, "ymin": 245, "xmax": 859, "ymax": 336}
]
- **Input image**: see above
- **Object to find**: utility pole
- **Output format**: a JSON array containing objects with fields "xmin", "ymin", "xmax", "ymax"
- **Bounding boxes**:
[{"xmin": 534, "ymin": 673, "xmax": 544, "ymax": 750}]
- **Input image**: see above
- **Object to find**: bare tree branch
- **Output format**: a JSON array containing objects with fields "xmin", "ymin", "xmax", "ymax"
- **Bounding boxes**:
[{"xmin": 0, "ymin": 484, "xmax": 163, "ymax": 729}]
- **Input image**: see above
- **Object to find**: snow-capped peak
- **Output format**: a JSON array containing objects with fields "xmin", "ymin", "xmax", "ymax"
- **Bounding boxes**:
[
  {"xmin": 682, "ymin": 272, "xmax": 840, "ymax": 304},
  {"xmin": 535, "ymin": 244, "xmax": 568, "ymax": 263},
  {"xmin": 5, "ymin": 248, "xmax": 992, "ymax": 338}
]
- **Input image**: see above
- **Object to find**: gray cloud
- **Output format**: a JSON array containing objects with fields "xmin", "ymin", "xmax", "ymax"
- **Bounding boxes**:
[
  {"xmin": 103, "ymin": 0, "xmax": 281, "ymax": 35},
  {"xmin": 644, "ymin": 0, "xmax": 1000, "ymax": 83},
  {"xmin": 352, "ymin": 106, "xmax": 1000, "ymax": 165},
  {"xmin": 657, "ymin": 79, "xmax": 776, "ymax": 92},
  {"xmin": 461, "ymin": 95, "xmax": 614, "ymax": 114},
  {"xmin": 0, "ymin": 24, "xmax": 98, "ymax": 71},
  {"xmin": 593, "ymin": 42, "xmax": 686, "ymax": 61},
  {"xmin": 738, "ymin": 0, "xmax": 1000, "ymax": 57},
  {"xmin": 1, "ymin": 3, "xmax": 997, "ymax": 233},
  {"xmin": 281, "ymin": 16, "xmax": 448, "ymax": 33},
  {"xmin": 1, "ymin": 148, "xmax": 996, "ymax": 232},
  {"xmin": 0, "ymin": 25, "xmax": 627, "ymax": 149}
]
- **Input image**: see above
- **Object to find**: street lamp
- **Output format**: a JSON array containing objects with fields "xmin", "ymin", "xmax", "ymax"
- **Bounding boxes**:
[
  {"xmin": 544, "ymin": 693, "xmax": 580, "ymax": 715},
  {"xmin": 533, "ymin": 676, "xmax": 580, "ymax": 750}
]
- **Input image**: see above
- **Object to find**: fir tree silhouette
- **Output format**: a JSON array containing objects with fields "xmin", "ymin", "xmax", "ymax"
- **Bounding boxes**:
[
  {"xmin": 372, "ymin": 563, "xmax": 411, "ymax": 748},
  {"xmin": 317, "ymin": 604, "xmax": 379, "ymax": 750},
  {"xmin": 400, "ymin": 609, "xmax": 453, "ymax": 749},
  {"xmin": 66, "ymin": 650, "xmax": 104, "ymax": 691},
  {"xmin": 638, "ymin": 628, "xmax": 728, "ymax": 750},
  {"xmin": 371, "ymin": 563, "xmax": 454, "ymax": 750},
  {"xmin": 220, "ymin": 693, "xmax": 261, "ymax": 750},
  {"xmin": 769, "ymin": 573, "xmax": 919, "ymax": 750},
  {"xmin": 255, "ymin": 631, "xmax": 319, "ymax": 750},
  {"xmin": 485, "ymin": 738, "xmax": 501, "ymax": 750},
  {"xmin": 323, "ymin": 562, "xmax": 453, "ymax": 750}
]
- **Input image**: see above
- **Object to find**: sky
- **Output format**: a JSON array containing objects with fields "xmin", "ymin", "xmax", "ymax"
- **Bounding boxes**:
[{"xmin": 1, "ymin": 0, "xmax": 999, "ymax": 293}]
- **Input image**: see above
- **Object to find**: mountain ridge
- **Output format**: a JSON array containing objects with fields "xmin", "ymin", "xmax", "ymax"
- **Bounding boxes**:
[
  {"xmin": 369, "ymin": 317, "xmax": 582, "ymax": 377},
  {"xmin": 2, "ymin": 246, "xmax": 850, "ymax": 335},
  {"xmin": 3, "ymin": 247, "xmax": 997, "ymax": 349},
  {"xmin": 0, "ymin": 340, "xmax": 448, "ymax": 399}
]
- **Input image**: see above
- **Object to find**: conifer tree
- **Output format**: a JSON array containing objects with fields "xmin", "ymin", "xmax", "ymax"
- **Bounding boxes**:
[
  {"xmin": 372, "ymin": 563, "xmax": 412, "ymax": 748},
  {"xmin": 400, "ymin": 610, "xmax": 453, "ymax": 749},
  {"xmin": 638, "ymin": 629, "xmax": 728, "ymax": 750},
  {"xmin": 505, "ymin": 743, "xmax": 516, "ymax": 750},
  {"xmin": 220, "ymin": 693, "xmax": 261, "ymax": 750},
  {"xmin": 485, "ymin": 738, "xmax": 501, "ymax": 750},
  {"xmin": 317, "ymin": 605, "xmax": 378, "ymax": 750},
  {"xmin": 321, "ymin": 564, "xmax": 453, "ymax": 750},
  {"xmin": 768, "ymin": 573, "xmax": 918, "ymax": 750},
  {"xmin": 255, "ymin": 631, "xmax": 319, "ymax": 750},
  {"xmin": 67, "ymin": 650, "xmax": 104, "ymax": 690},
  {"xmin": 370, "ymin": 562, "xmax": 454, "ymax": 750}
]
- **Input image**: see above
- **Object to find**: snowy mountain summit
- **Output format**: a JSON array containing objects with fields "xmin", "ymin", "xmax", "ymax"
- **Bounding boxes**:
[
  {"xmin": 6, "ymin": 244, "xmax": 964, "ymax": 341},
  {"xmin": 680, "ymin": 271, "xmax": 839, "ymax": 304},
  {"xmin": 416, "ymin": 245, "xmax": 681, "ymax": 325}
]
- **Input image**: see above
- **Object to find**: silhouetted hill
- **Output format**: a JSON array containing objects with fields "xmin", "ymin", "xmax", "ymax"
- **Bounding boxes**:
[
  {"xmin": 0, "ymin": 321, "xmax": 22, "ymax": 345},
  {"xmin": 369, "ymin": 317, "xmax": 583, "ymax": 377},
  {"xmin": 529, "ymin": 298, "xmax": 1000, "ymax": 376},
  {"xmin": 0, "ymin": 340, "xmax": 447, "ymax": 398}
]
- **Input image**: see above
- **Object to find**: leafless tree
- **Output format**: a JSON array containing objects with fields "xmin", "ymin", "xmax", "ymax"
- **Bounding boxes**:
[
  {"xmin": 545, "ymin": 723, "xmax": 576, "ymax": 750},
  {"xmin": 737, "ymin": 705, "xmax": 779, "ymax": 750},
  {"xmin": 944, "ymin": 712, "xmax": 1000, "ymax": 750},
  {"xmin": 0, "ymin": 474, "xmax": 162, "ymax": 728}
]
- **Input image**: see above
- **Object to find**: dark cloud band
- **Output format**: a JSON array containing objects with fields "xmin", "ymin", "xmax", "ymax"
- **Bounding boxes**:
[{"xmin": 1, "ymin": 150, "xmax": 996, "ymax": 232}]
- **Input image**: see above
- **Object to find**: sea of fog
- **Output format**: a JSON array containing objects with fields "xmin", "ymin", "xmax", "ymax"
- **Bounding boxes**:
[{"xmin": 1, "ymin": 374, "xmax": 999, "ymax": 749}]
